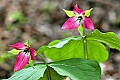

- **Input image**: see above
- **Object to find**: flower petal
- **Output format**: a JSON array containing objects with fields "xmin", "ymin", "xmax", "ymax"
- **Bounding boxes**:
[
  {"xmin": 61, "ymin": 17, "xmax": 80, "ymax": 30},
  {"xmin": 82, "ymin": 17, "xmax": 94, "ymax": 30},
  {"xmin": 73, "ymin": 4, "xmax": 84, "ymax": 15},
  {"xmin": 8, "ymin": 42, "xmax": 26, "ymax": 50},
  {"xmin": 14, "ymin": 52, "xmax": 30, "ymax": 72},
  {"xmin": 29, "ymin": 47, "xmax": 36, "ymax": 60}
]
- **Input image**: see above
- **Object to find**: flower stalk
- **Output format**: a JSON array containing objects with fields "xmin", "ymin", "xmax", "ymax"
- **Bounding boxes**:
[
  {"xmin": 82, "ymin": 30, "xmax": 88, "ymax": 59},
  {"xmin": 38, "ymin": 54, "xmax": 51, "ymax": 80},
  {"xmin": 83, "ymin": 36, "xmax": 88, "ymax": 59}
]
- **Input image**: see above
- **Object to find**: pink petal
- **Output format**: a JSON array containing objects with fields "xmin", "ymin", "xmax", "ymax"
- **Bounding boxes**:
[
  {"xmin": 8, "ymin": 42, "xmax": 26, "ymax": 50},
  {"xmin": 61, "ymin": 17, "xmax": 80, "ymax": 30},
  {"xmin": 73, "ymin": 4, "xmax": 84, "ymax": 15},
  {"xmin": 82, "ymin": 17, "xmax": 94, "ymax": 30},
  {"xmin": 29, "ymin": 47, "xmax": 36, "ymax": 60},
  {"xmin": 14, "ymin": 52, "xmax": 30, "ymax": 72}
]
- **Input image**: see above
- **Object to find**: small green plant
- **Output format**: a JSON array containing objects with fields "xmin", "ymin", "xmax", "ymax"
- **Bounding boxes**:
[{"xmin": 7, "ymin": 4, "xmax": 120, "ymax": 80}]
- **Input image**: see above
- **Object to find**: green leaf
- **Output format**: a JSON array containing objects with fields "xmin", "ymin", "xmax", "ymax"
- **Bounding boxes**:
[
  {"xmin": 49, "ymin": 58, "xmax": 101, "ymax": 80},
  {"xmin": 37, "ymin": 40, "xmax": 60, "ymax": 55},
  {"xmin": 8, "ymin": 59, "xmax": 100, "ymax": 80},
  {"xmin": 63, "ymin": 9, "xmax": 75, "ymax": 17},
  {"xmin": 37, "ymin": 45, "xmax": 47, "ymax": 55},
  {"xmin": 84, "ymin": 8, "xmax": 93, "ymax": 17},
  {"xmin": 47, "ymin": 36, "xmax": 82, "ymax": 48},
  {"xmin": 87, "ymin": 41, "xmax": 108, "ymax": 62},
  {"xmin": 39, "ymin": 67, "xmax": 65, "ymax": 80},
  {"xmin": 48, "ymin": 40, "xmax": 60, "ymax": 46},
  {"xmin": 86, "ymin": 29, "xmax": 120, "ymax": 50},
  {"xmin": 43, "ymin": 36, "xmax": 108, "ymax": 62},
  {"xmin": 44, "ymin": 36, "xmax": 84, "ymax": 61},
  {"xmin": 78, "ymin": 24, "xmax": 84, "ymax": 36},
  {"xmin": 8, "ymin": 64, "xmax": 47, "ymax": 80}
]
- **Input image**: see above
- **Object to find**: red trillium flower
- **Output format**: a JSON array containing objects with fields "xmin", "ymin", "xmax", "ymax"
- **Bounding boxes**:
[
  {"xmin": 61, "ymin": 4, "xmax": 94, "ymax": 30},
  {"xmin": 8, "ymin": 42, "xmax": 36, "ymax": 72}
]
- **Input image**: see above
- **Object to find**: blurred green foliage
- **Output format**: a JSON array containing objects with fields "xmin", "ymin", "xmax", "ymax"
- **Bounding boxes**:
[{"xmin": 6, "ymin": 11, "xmax": 27, "ymax": 30}]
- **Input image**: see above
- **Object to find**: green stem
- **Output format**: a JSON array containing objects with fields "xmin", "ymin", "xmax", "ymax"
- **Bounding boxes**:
[
  {"xmin": 83, "ymin": 37, "xmax": 88, "ymax": 59},
  {"xmin": 38, "ymin": 54, "xmax": 47, "ymax": 65},
  {"xmin": 38, "ymin": 54, "xmax": 51, "ymax": 80},
  {"xmin": 83, "ymin": 29, "xmax": 85, "ymax": 36},
  {"xmin": 47, "ymin": 67, "xmax": 51, "ymax": 80},
  {"xmin": 82, "ymin": 30, "xmax": 88, "ymax": 59}
]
